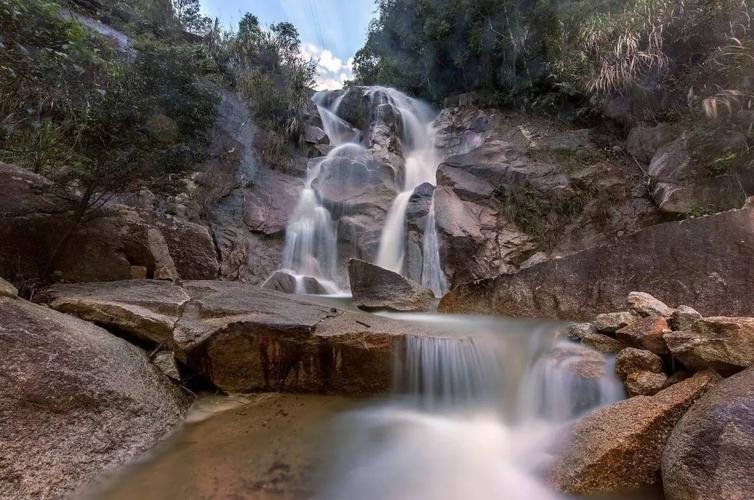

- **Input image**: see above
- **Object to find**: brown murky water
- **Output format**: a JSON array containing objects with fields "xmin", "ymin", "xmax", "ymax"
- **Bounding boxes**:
[{"xmin": 83, "ymin": 393, "xmax": 359, "ymax": 500}]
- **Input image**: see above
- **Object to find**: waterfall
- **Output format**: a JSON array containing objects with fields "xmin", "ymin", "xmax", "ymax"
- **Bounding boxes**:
[
  {"xmin": 421, "ymin": 194, "xmax": 448, "ymax": 296},
  {"xmin": 372, "ymin": 88, "xmax": 446, "ymax": 289},
  {"xmin": 317, "ymin": 317, "xmax": 624, "ymax": 500},
  {"xmin": 272, "ymin": 86, "xmax": 448, "ymax": 295},
  {"xmin": 278, "ymin": 142, "xmax": 341, "ymax": 293},
  {"xmin": 374, "ymin": 191, "xmax": 411, "ymax": 273}
]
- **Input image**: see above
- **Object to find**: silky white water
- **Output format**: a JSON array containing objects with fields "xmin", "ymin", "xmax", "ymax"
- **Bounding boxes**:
[
  {"xmin": 315, "ymin": 315, "xmax": 624, "ymax": 500},
  {"xmin": 272, "ymin": 86, "xmax": 450, "ymax": 294},
  {"xmin": 372, "ymin": 88, "xmax": 445, "ymax": 287}
]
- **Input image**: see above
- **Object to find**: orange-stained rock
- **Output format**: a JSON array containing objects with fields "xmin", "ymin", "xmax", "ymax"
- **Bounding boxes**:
[
  {"xmin": 553, "ymin": 370, "xmax": 720, "ymax": 495},
  {"xmin": 616, "ymin": 316, "xmax": 671, "ymax": 355}
]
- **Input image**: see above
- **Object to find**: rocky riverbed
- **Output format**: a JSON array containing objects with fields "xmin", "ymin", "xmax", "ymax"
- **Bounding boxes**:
[{"xmin": 1, "ymin": 76, "xmax": 753, "ymax": 500}]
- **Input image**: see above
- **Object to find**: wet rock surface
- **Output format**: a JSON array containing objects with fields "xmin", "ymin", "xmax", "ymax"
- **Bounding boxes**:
[
  {"xmin": 662, "ymin": 367, "xmax": 754, "ymax": 500},
  {"xmin": 0, "ymin": 295, "xmax": 190, "ymax": 499}
]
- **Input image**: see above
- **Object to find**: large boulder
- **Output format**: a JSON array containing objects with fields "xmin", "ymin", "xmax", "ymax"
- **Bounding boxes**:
[
  {"xmin": 348, "ymin": 259, "xmax": 435, "ymax": 312},
  {"xmin": 38, "ymin": 280, "xmax": 191, "ymax": 347},
  {"xmin": 147, "ymin": 213, "xmax": 219, "ymax": 280},
  {"xmin": 553, "ymin": 370, "xmax": 720, "ymax": 495},
  {"xmin": 662, "ymin": 367, "xmax": 754, "ymax": 500},
  {"xmin": 440, "ymin": 208, "xmax": 754, "ymax": 320},
  {"xmin": 0, "ymin": 295, "xmax": 189, "ymax": 498},
  {"xmin": 664, "ymin": 317, "xmax": 754, "ymax": 374},
  {"xmin": 38, "ymin": 280, "xmax": 445, "ymax": 395}
]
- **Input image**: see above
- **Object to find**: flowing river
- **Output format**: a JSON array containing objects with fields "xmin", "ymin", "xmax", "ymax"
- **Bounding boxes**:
[
  {"xmin": 86, "ymin": 313, "xmax": 627, "ymax": 500},
  {"xmin": 84, "ymin": 88, "xmax": 638, "ymax": 499}
]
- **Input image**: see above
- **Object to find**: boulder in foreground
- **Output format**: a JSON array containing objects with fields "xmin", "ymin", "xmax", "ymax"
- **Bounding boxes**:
[
  {"xmin": 439, "ymin": 208, "xmax": 754, "ymax": 319},
  {"xmin": 553, "ymin": 370, "xmax": 720, "ymax": 495},
  {"xmin": 0, "ymin": 295, "xmax": 189, "ymax": 499},
  {"xmin": 662, "ymin": 367, "xmax": 754, "ymax": 500},
  {"xmin": 39, "ymin": 280, "xmax": 443, "ymax": 394},
  {"xmin": 348, "ymin": 258, "xmax": 435, "ymax": 312}
]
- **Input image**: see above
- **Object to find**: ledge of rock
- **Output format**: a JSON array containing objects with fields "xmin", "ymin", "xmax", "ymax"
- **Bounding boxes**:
[
  {"xmin": 439, "ymin": 208, "xmax": 754, "ymax": 320},
  {"xmin": 664, "ymin": 316, "xmax": 754, "ymax": 374},
  {"xmin": 553, "ymin": 370, "xmax": 720, "ymax": 495},
  {"xmin": 38, "ymin": 280, "xmax": 443, "ymax": 394},
  {"xmin": 662, "ymin": 367, "xmax": 754, "ymax": 500},
  {"xmin": 348, "ymin": 258, "xmax": 435, "ymax": 312},
  {"xmin": 0, "ymin": 295, "xmax": 190, "ymax": 499}
]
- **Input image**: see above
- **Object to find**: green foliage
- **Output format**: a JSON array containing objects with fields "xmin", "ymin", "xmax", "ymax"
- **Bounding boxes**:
[
  {"xmin": 496, "ymin": 184, "xmax": 586, "ymax": 249},
  {"xmin": 353, "ymin": 0, "xmax": 566, "ymax": 103},
  {"xmin": 355, "ymin": 0, "xmax": 754, "ymax": 121},
  {"xmin": 204, "ymin": 13, "xmax": 317, "ymax": 141},
  {"xmin": 0, "ymin": 0, "xmax": 217, "ymax": 204}
]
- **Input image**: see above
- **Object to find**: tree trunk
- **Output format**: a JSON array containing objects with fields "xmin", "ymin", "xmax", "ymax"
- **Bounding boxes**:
[{"xmin": 44, "ymin": 186, "xmax": 94, "ymax": 280}]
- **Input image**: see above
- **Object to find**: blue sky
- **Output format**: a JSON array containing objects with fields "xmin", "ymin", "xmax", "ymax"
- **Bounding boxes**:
[{"xmin": 201, "ymin": 0, "xmax": 377, "ymax": 89}]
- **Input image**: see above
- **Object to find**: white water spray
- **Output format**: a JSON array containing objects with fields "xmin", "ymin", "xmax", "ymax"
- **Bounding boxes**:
[
  {"xmin": 316, "ymin": 317, "xmax": 624, "ymax": 500},
  {"xmin": 272, "ymin": 86, "xmax": 449, "ymax": 295},
  {"xmin": 369, "ymin": 88, "xmax": 447, "ymax": 292}
]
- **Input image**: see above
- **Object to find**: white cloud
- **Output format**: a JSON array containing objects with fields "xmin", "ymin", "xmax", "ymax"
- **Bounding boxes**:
[{"xmin": 301, "ymin": 43, "xmax": 354, "ymax": 90}]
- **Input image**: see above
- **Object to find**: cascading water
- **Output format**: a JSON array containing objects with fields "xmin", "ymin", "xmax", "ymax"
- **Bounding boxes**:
[
  {"xmin": 271, "ymin": 86, "xmax": 449, "ymax": 295},
  {"xmin": 421, "ymin": 193, "xmax": 448, "ymax": 296},
  {"xmin": 315, "ymin": 316, "xmax": 624, "ymax": 500},
  {"xmin": 373, "ymin": 89, "xmax": 446, "ymax": 286},
  {"xmin": 278, "ymin": 158, "xmax": 340, "ymax": 294}
]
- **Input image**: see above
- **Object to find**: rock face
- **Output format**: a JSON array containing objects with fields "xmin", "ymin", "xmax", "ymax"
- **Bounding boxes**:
[
  {"xmin": 430, "ymin": 107, "xmax": 660, "ymax": 287},
  {"xmin": 0, "ymin": 295, "xmax": 189, "ymax": 499},
  {"xmin": 553, "ymin": 370, "xmax": 720, "ymax": 495},
  {"xmin": 662, "ymin": 367, "xmax": 754, "ymax": 500},
  {"xmin": 38, "ymin": 280, "xmax": 445, "ymax": 395},
  {"xmin": 440, "ymin": 208, "xmax": 754, "ymax": 320},
  {"xmin": 0, "ymin": 163, "xmax": 219, "ymax": 288},
  {"xmin": 348, "ymin": 259, "xmax": 435, "ymax": 312},
  {"xmin": 664, "ymin": 317, "xmax": 754, "ymax": 374},
  {"xmin": 647, "ymin": 134, "xmax": 751, "ymax": 215}
]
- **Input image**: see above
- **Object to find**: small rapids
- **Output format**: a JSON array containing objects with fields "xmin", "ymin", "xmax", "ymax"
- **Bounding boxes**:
[{"xmin": 315, "ymin": 315, "xmax": 624, "ymax": 500}]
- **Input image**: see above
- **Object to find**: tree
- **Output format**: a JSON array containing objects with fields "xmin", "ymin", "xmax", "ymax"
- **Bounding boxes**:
[
  {"xmin": 0, "ymin": 0, "xmax": 218, "ymax": 278},
  {"xmin": 172, "ymin": 0, "xmax": 211, "ymax": 34}
]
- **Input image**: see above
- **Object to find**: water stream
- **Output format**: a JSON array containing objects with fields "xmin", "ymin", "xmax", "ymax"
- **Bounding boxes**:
[
  {"xmin": 272, "ymin": 86, "xmax": 449, "ymax": 295},
  {"xmin": 315, "ymin": 315, "xmax": 623, "ymax": 500},
  {"xmin": 92, "ymin": 314, "xmax": 625, "ymax": 500}
]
